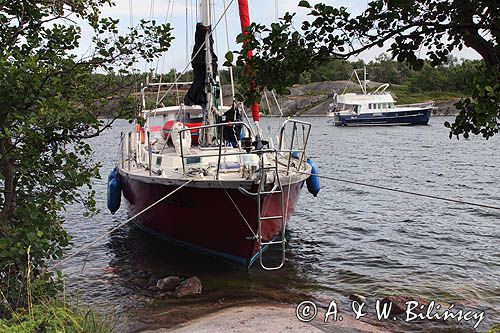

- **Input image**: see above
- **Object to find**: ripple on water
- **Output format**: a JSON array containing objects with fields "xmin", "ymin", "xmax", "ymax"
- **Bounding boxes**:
[{"xmin": 61, "ymin": 117, "xmax": 500, "ymax": 329}]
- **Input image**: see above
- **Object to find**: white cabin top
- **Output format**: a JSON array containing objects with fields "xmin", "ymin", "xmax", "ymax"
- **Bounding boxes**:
[{"xmin": 335, "ymin": 92, "xmax": 398, "ymax": 114}]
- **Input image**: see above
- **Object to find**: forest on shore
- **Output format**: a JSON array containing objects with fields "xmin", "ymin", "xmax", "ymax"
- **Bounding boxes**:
[
  {"xmin": 123, "ymin": 54, "xmax": 480, "ymax": 116},
  {"xmin": 149, "ymin": 54, "xmax": 481, "ymax": 94}
]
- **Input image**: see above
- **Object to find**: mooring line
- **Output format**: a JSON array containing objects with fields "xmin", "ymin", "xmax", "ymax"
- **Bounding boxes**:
[
  {"xmin": 54, "ymin": 179, "xmax": 194, "ymax": 269},
  {"xmin": 298, "ymin": 171, "xmax": 500, "ymax": 211}
]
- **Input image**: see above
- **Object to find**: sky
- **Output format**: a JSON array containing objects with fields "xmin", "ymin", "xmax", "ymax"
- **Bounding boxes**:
[{"xmin": 78, "ymin": 0, "xmax": 481, "ymax": 74}]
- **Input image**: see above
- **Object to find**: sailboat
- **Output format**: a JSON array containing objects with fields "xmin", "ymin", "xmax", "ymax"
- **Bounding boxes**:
[{"xmin": 110, "ymin": 0, "xmax": 320, "ymax": 269}]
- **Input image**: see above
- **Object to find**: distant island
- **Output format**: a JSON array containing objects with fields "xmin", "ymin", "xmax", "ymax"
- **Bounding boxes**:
[
  {"xmin": 101, "ymin": 54, "xmax": 477, "ymax": 118},
  {"xmin": 254, "ymin": 80, "xmax": 463, "ymax": 117}
]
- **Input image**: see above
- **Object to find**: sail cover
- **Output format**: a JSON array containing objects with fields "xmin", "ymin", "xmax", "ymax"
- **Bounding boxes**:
[
  {"xmin": 237, "ymin": 0, "xmax": 260, "ymax": 122},
  {"xmin": 184, "ymin": 23, "xmax": 218, "ymax": 106}
]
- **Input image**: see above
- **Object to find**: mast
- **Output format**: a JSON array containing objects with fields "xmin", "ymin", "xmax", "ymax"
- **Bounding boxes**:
[{"xmin": 200, "ymin": 0, "xmax": 216, "ymax": 145}]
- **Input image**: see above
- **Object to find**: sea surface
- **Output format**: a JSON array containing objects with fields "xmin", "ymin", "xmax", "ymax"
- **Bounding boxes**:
[{"xmin": 62, "ymin": 116, "xmax": 499, "ymax": 331}]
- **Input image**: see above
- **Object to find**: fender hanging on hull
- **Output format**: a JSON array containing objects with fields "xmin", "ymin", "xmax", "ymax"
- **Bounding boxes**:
[
  {"xmin": 107, "ymin": 167, "xmax": 122, "ymax": 214},
  {"xmin": 306, "ymin": 158, "xmax": 320, "ymax": 197}
]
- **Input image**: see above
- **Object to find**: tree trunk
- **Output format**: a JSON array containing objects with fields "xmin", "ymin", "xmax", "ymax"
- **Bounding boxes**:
[
  {"xmin": 0, "ymin": 139, "xmax": 16, "ymax": 221},
  {"xmin": 453, "ymin": 1, "xmax": 499, "ymax": 68}
]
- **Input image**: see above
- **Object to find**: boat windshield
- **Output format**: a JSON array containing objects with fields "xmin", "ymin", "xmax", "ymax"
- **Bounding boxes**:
[{"xmin": 339, "ymin": 103, "xmax": 359, "ymax": 113}]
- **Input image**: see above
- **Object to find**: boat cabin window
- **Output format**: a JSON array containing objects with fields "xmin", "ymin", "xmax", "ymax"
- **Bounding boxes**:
[
  {"xmin": 353, "ymin": 105, "xmax": 359, "ymax": 113},
  {"xmin": 368, "ymin": 104, "xmax": 372, "ymax": 109}
]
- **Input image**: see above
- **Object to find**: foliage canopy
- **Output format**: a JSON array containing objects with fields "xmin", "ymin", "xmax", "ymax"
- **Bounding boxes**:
[
  {"xmin": 231, "ymin": 0, "xmax": 499, "ymax": 138},
  {"xmin": 0, "ymin": 0, "xmax": 172, "ymax": 313}
]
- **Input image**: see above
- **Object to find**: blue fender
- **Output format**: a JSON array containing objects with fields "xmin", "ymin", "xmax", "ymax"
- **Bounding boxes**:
[
  {"xmin": 107, "ymin": 167, "xmax": 122, "ymax": 214},
  {"xmin": 306, "ymin": 158, "xmax": 320, "ymax": 197}
]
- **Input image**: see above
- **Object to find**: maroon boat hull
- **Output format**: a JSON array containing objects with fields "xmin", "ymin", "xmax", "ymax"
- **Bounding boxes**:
[{"xmin": 120, "ymin": 174, "xmax": 305, "ymax": 266}]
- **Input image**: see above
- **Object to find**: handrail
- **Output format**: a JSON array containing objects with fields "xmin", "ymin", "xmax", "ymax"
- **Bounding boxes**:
[
  {"xmin": 175, "ymin": 149, "xmax": 305, "ymax": 160},
  {"xmin": 147, "ymin": 131, "xmax": 152, "ymax": 176},
  {"xmin": 397, "ymin": 101, "xmax": 435, "ymax": 108},
  {"xmin": 278, "ymin": 119, "xmax": 312, "ymax": 175},
  {"xmin": 128, "ymin": 132, "xmax": 132, "ymax": 171},
  {"xmin": 178, "ymin": 121, "xmax": 251, "ymax": 180},
  {"xmin": 373, "ymin": 83, "xmax": 390, "ymax": 95},
  {"xmin": 120, "ymin": 132, "xmax": 124, "ymax": 169},
  {"xmin": 174, "ymin": 120, "xmax": 310, "ymax": 180},
  {"xmin": 177, "ymin": 121, "xmax": 252, "ymax": 134}
]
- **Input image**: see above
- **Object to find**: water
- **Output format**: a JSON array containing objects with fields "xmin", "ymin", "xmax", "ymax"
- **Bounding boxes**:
[{"xmin": 62, "ymin": 116, "xmax": 499, "ymax": 331}]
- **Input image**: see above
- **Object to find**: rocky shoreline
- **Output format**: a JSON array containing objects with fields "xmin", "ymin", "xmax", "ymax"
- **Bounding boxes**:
[
  {"xmin": 142, "ymin": 303, "xmax": 389, "ymax": 333},
  {"xmin": 118, "ymin": 272, "xmax": 485, "ymax": 332},
  {"xmin": 248, "ymin": 81, "xmax": 463, "ymax": 117}
]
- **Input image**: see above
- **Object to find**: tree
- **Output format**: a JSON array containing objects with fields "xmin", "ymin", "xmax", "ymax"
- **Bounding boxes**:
[
  {"xmin": 0, "ymin": 0, "xmax": 172, "ymax": 312},
  {"xmin": 367, "ymin": 54, "xmax": 404, "ymax": 84},
  {"xmin": 233, "ymin": 0, "xmax": 499, "ymax": 138}
]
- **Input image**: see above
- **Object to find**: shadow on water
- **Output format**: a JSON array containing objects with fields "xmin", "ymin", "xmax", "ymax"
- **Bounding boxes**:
[{"xmin": 105, "ymin": 221, "xmax": 312, "ymax": 331}]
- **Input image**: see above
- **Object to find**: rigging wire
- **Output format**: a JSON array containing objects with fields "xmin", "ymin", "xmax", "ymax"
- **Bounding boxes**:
[
  {"xmin": 219, "ymin": 183, "xmax": 257, "ymax": 238},
  {"xmin": 153, "ymin": 0, "xmax": 175, "ymax": 104},
  {"xmin": 155, "ymin": 0, "xmax": 236, "ymax": 107},
  {"xmin": 54, "ymin": 179, "xmax": 195, "ymax": 269},
  {"xmin": 297, "ymin": 171, "xmax": 500, "ymax": 212},
  {"xmin": 223, "ymin": 0, "xmax": 236, "ymax": 99},
  {"xmin": 211, "ymin": 0, "xmax": 224, "ymax": 106},
  {"xmin": 144, "ymin": 0, "xmax": 157, "ymax": 78},
  {"xmin": 186, "ymin": 0, "xmax": 189, "ymax": 65}
]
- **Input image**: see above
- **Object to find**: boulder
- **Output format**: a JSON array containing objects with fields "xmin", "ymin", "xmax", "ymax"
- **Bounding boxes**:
[
  {"xmin": 174, "ymin": 276, "xmax": 202, "ymax": 297},
  {"xmin": 156, "ymin": 276, "xmax": 181, "ymax": 291}
]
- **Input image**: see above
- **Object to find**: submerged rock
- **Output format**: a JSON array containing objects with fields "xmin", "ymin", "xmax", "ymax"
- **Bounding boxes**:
[
  {"xmin": 381, "ymin": 295, "xmax": 429, "ymax": 315},
  {"xmin": 129, "ymin": 276, "xmax": 149, "ymax": 288},
  {"xmin": 156, "ymin": 276, "xmax": 181, "ymax": 291},
  {"xmin": 349, "ymin": 294, "xmax": 366, "ymax": 304},
  {"xmin": 174, "ymin": 276, "xmax": 202, "ymax": 297}
]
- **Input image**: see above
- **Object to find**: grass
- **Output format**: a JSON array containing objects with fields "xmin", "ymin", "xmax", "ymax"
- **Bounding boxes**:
[
  {"xmin": 0, "ymin": 300, "xmax": 112, "ymax": 333},
  {"xmin": 487, "ymin": 324, "xmax": 500, "ymax": 333},
  {"xmin": 388, "ymin": 85, "xmax": 466, "ymax": 104},
  {"xmin": 0, "ymin": 247, "xmax": 112, "ymax": 333}
]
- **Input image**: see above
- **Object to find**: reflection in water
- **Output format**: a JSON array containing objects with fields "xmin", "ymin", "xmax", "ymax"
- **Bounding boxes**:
[
  {"xmin": 107, "ymin": 221, "xmax": 311, "ymax": 299},
  {"xmin": 61, "ymin": 117, "xmax": 500, "ymax": 331}
]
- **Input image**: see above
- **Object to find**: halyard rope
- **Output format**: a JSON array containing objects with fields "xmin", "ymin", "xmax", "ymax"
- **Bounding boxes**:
[{"xmin": 298, "ymin": 171, "xmax": 500, "ymax": 211}]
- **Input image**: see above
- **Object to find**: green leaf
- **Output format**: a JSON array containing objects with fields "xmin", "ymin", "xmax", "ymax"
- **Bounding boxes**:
[
  {"xmin": 298, "ymin": 1, "xmax": 311, "ymax": 8},
  {"xmin": 224, "ymin": 51, "xmax": 234, "ymax": 63}
]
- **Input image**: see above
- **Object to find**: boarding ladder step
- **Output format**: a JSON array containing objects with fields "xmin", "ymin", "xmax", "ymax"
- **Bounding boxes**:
[
  {"xmin": 260, "ymin": 215, "xmax": 284, "ymax": 221},
  {"xmin": 256, "ymin": 150, "xmax": 286, "ymax": 271}
]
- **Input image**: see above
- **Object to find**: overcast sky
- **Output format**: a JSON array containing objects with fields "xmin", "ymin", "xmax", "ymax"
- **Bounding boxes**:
[{"xmin": 78, "ymin": 0, "xmax": 481, "ymax": 73}]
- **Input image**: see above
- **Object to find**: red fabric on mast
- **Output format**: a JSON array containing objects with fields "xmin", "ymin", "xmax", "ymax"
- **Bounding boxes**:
[{"xmin": 237, "ymin": 0, "xmax": 260, "ymax": 122}]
